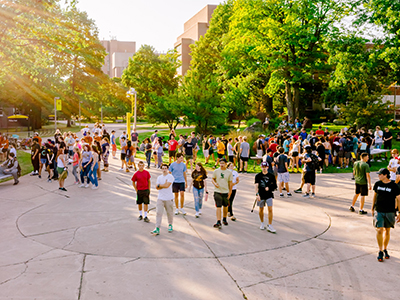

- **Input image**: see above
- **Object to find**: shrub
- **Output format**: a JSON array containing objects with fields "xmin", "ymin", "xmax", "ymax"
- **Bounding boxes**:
[{"xmin": 246, "ymin": 118, "xmax": 261, "ymax": 127}]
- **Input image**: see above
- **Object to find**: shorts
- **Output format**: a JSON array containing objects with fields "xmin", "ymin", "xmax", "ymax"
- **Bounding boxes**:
[
  {"xmin": 240, "ymin": 156, "xmax": 249, "ymax": 162},
  {"xmin": 217, "ymin": 153, "xmax": 224, "ymax": 159},
  {"xmin": 257, "ymin": 198, "xmax": 273, "ymax": 208},
  {"xmin": 257, "ymin": 149, "xmax": 263, "ymax": 157},
  {"xmin": 1, "ymin": 148, "xmax": 8, "ymax": 153},
  {"xmin": 338, "ymin": 150, "xmax": 345, "ymax": 158},
  {"xmin": 214, "ymin": 192, "xmax": 229, "ymax": 207},
  {"xmin": 112, "ymin": 144, "xmax": 117, "ymax": 152},
  {"xmin": 228, "ymin": 155, "xmax": 234, "ymax": 162},
  {"xmin": 172, "ymin": 182, "xmax": 185, "ymax": 193},
  {"xmin": 40, "ymin": 158, "xmax": 47, "ymax": 165},
  {"xmin": 125, "ymin": 156, "xmax": 134, "ymax": 163},
  {"xmin": 374, "ymin": 211, "xmax": 396, "ymax": 228},
  {"xmin": 169, "ymin": 150, "xmax": 176, "ymax": 158},
  {"xmin": 375, "ymin": 142, "xmax": 383, "ymax": 149},
  {"xmin": 277, "ymin": 172, "xmax": 290, "ymax": 183},
  {"xmin": 345, "ymin": 152, "xmax": 352, "ymax": 159},
  {"xmin": 132, "ymin": 141, "xmax": 138, "ymax": 148},
  {"xmin": 185, "ymin": 155, "xmax": 193, "ymax": 160},
  {"xmin": 121, "ymin": 153, "xmax": 126, "ymax": 160},
  {"xmin": 304, "ymin": 171, "xmax": 316, "ymax": 185},
  {"xmin": 137, "ymin": 189, "xmax": 150, "ymax": 205},
  {"xmin": 203, "ymin": 149, "xmax": 209, "ymax": 158},
  {"xmin": 355, "ymin": 183, "xmax": 368, "ymax": 196},
  {"xmin": 209, "ymin": 148, "xmax": 214, "ymax": 155},
  {"xmin": 58, "ymin": 167, "xmax": 68, "ymax": 180},
  {"xmin": 384, "ymin": 142, "xmax": 392, "ymax": 150},
  {"xmin": 292, "ymin": 151, "xmax": 298, "ymax": 157}
]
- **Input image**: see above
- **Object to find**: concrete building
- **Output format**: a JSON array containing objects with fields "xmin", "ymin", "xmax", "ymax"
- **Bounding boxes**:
[
  {"xmin": 174, "ymin": 5, "xmax": 217, "ymax": 76},
  {"xmin": 101, "ymin": 40, "xmax": 136, "ymax": 78}
]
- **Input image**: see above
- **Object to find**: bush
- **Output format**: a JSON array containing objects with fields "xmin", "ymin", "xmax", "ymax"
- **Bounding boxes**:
[{"xmin": 211, "ymin": 124, "xmax": 234, "ymax": 135}]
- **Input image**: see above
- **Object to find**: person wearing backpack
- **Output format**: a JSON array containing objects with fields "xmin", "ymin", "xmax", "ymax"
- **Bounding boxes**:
[
  {"xmin": 302, "ymin": 145, "xmax": 320, "ymax": 198},
  {"xmin": 343, "ymin": 136, "xmax": 354, "ymax": 168},
  {"xmin": 0, "ymin": 152, "xmax": 19, "ymax": 185}
]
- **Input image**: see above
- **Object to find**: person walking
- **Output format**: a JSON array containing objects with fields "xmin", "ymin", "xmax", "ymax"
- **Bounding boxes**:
[
  {"xmin": 79, "ymin": 144, "xmax": 93, "ymax": 188},
  {"xmin": 170, "ymin": 153, "xmax": 188, "ymax": 215},
  {"xmin": 56, "ymin": 148, "xmax": 68, "ymax": 191},
  {"xmin": 239, "ymin": 136, "xmax": 250, "ymax": 173},
  {"xmin": 119, "ymin": 136, "xmax": 127, "ymax": 171},
  {"xmin": 144, "ymin": 138, "xmax": 152, "ymax": 169},
  {"xmin": 211, "ymin": 158, "xmax": 233, "ymax": 229},
  {"xmin": 276, "ymin": 147, "xmax": 292, "ymax": 197},
  {"xmin": 110, "ymin": 130, "xmax": 117, "ymax": 159},
  {"xmin": 372, "ymin": 168, "xmax": 400, "ymax": 261},
  {"xmin": 88, "ymin": 145, "xmax": 99, "ymax": 189},
  {"xmin": 156, "ymin": 139, "xmax": 164, "ymax": 169},
  {"xmin": 151, "ymin": 163, "xmax": 175, "ymax": 235},
  {"xmin": 350, "ymin": 153, "xmax": 371, "ymax": 214},
  {"xmin": 302, "ymin": 145, "xmax": 319, "ymax": 198},
  {"xmin": 72, "ymin": 147, "xmax": 81, "ymax": 184},
  {"xmin": 227, "ymin": 162, "xmax": 239, "ymax": 221},
  {"xmin": 132, "ymin": 161, "xmax": 151, "ymax": 222},
  {"xmin": 255, "ymin": 161, "xmax": 277, "ymax": 232},
  {"xmin": 168, "ymin": 136, "xmax": 178, "ymax": 164},
  {"xmin": 189, "ymin": 162, "xmax": 208, "ymax": 218},
  {"xmin": 30, "ymin": 138, "xmax": 40, "ymax": 176},
  {"xmin": 101, "ymin": 137, "xmax": 110, "ymax": 172}
]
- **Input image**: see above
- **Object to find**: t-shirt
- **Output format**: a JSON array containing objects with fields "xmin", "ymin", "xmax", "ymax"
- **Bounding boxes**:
[
  {"xmin": 228, "ymin": 143, "xmax": 234, "ymax": 156},
  {"xmin": 82, "ymin": 150, "xmax": 93, "ymax": 164},
  {"xmin": 66, "ymin": 137, "xmax": 74, "ymax": 150},
  {"xmin": 183, "ymin": 142, "xmax": 194, "ymax": 156},
  {"xmin": 168, "ymin": 139, "xmax": 178, "ymax": 151},
  {"xmin": 373, "ymin": 180, "xmax": 400, "ymax": 213},
  {"xmin": 212, "ymin": 168, "xmax": 233, "ymax": 194},
  {"xmin": 120, "ymin": 140, "xmax": 127, "ymax": 153},
  {"xmin": 283, "ymin": 139, "xmax": 290, "ymax": 152},
  {"xmin": 265, "ymin": 155, "xmax": 274, "ymax": 174},
  {"xmin": 217, "ymin": 141, "xmax": 225, "ymax": 155},
  {"xmin": 300, "ymin": 132, "xmax": 308, "ymax": 140},
  {"xmin": 131, "ymin": 132, "xmax": 138, "ymax": 142},
  {"xmin": 383, "ymin": 131, "xmax": 392, "ymax": 144},
  {"xmin": 191, "ymin": 170, "xmax": 207, "ymax": 190},
  {"xmin": 191, "ymin": 137, "xmax": 198, "ymax": 149},
  {"xmin": 303, "ymin": 153, "xmax": 315, "ymax": 172},
  {"xmin": 131, "ymin": 170, "xmax": 151, "ymax": 190},
  {"xmin": 374, "ymin": 130, "xmax": 383, "ymax": 143},
  {"xmin": 277, "ymin": 154, "xmax": 288, "ymax": 173},
  {"xmin": 73, "ymin": 152, "xmax": 79, "ymax": 166},
  {"xmin": 156, "ymin": 174, "xmax": 175, "ymax": 200},
  {"xmin": 353, "ymin": 160, "xmax": 370, "ymax": 185},
  {"xmin": 255, "ymin": 172, "xmax": 277, "ymax": 199},
  {"xmin": 111, "ymin": 134, "xmax": 116, "ymax": 145},
  {"xmin": 240, "ymin": 142, "xmax": 250, "ymax": 158},
  {"xmin": 388, "ymin": 158, "xmax": 398, "ymax": 181},
  {"xmin": 40, "ymin": 147, "xmax": 49, "ymax": 159},
  {"xmin": 315, "ymin": 129, "xmax": 324, "ymax": 136},
  {"xmin": 169, "ymin": 162, "xmax": 187, "ymax": 183},
  {"xmin": 269, "ymin": 143, "xmax": 278, "ymax": 154},
  {"xmin": 231, "ymin": 170, "xmax": 239, "ymax": 190},
  {"xmin": 221, "ymin": 139, "xmax": 228, "ymax": 152},
  {"xmin": 31, "ymin": 143, "xmax": 40, "ymax": 157}
]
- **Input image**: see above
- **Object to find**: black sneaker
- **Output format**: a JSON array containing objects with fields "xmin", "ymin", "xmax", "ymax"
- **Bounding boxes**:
[
  {"xmin": 38, "ymin": 175, "xmax": 41, "ymax": 179},
  {"xmin": 138, "ymin": 215, "xmax": 143, "ymax": 221},
  {"xmin": 384, "ymin": 249, "xmax": 390, "ymax": 259},
  {"xmin": 213, "ymin": 222, "xmax": 222, "ymax": 229},
  {"xmin": 13, "ymin": 180, "xmax": 19, "ymax": 185},
  {"xmin": 303, "ymin": 193, "xmax": 310, "ymax": 198},
  {"xmin": 294, "ymin": 188, "xmax": 302, "ymax": 193},
  {"xmin": 60, "ymin": 187, "xmax": 67, "ymax": 191},
  {"xmin": 359, "ymin": 210, "xmax": 367, "ymax": 215},
  {"xmin": 377, "ymin": 251, "xmax": 384, "ymax": 262},
  {"xmin": 311, "ymin": 193, "xmax": 315, "ymax": 198},
  {"xmin": 287, "ymin": 193, "xmax": 292, "ymax": 197},
  {"xmin": 223, "ymin": 220, "xmax": 228, "ymax": 226},
  {"xmin": 349, "ymin": 206, "xmax": 355, "ymax": 212},
  {"xmin": 144, "ymin": 217, "xmax": 150, "ymax": 223},
  {"xmin": 280, "ymin": 193, "xmax": 284, "ymax": 197}
]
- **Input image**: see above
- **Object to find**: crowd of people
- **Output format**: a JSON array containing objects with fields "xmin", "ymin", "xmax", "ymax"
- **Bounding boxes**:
[{"xmin": 2, "ymin": 121, "xmax": 400, "ymax": 262}]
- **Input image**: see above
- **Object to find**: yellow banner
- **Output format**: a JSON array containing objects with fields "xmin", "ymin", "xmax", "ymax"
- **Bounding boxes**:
[{"xmin": 56, "ymin": 99, "xmax": 62, "ymax": 111}]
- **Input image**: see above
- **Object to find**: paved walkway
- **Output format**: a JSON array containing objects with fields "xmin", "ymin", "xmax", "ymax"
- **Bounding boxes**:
[{"xmin": 1, "ymin": 151, "xmax": 399, "ymax": 299}]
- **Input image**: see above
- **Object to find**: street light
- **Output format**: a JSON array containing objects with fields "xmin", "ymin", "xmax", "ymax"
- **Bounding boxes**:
[{"xmin": 126, "ymin": 87, "xmax": 137, "ymax": 130}]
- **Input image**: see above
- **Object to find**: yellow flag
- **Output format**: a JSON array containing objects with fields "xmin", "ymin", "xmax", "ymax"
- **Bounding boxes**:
[{"xmin": 56, "ymin": 99, "xmax": 62, "ymax": 111}]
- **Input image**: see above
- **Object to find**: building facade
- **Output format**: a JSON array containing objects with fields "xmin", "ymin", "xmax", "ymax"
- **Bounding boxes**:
[
  {"xmin": 101, "ymin": 40, "xmax": 136, "ymax": 78},
  {"xmin": 174, "ymin": 5, "xmax": 217, "ymax": 76}
]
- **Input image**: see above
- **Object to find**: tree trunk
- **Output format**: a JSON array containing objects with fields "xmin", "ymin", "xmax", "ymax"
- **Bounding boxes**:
[
  {"xmin": 237, "ymin": 119, "xmax": 241, "ymax": 129},
  {"xmin": 293, "ymin": 83, "xmax": 300, "ymax": 120},
  {"xmin": 285, "ymin": 82, "xmax": 295, "ymax": 122},
  {"xmin": 265, "ymin": 94, "xmax": 273, "ymax": 114}
]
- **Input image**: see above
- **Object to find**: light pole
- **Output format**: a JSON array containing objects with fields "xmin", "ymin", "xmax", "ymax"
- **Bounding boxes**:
[
  {"xmin": 79, "ymin": 100, "xmax": 82, "ymax": 129},
  {"xmin": 126, "ymin": 87, "xmax": 137, "ymax": 130},
  {"xmin": 54, "ymin": 97, "xmax": 59, "ymax": 131}
]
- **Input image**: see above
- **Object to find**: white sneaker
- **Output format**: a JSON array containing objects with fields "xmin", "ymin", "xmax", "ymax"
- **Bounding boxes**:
[
  {"xmin": 84, "ymin": 184, "xmax": 89, "ymax": 188},
  {"xmin": 119, "ymin": 168, "xmax": 123, "ymax": 171},
  {"xmin": 92, "ymin": 186, "xmax": 98, "ymax": 190},
  {"xmin": 195, "ymin": 212, "xmax": 199, "ymax": 218},
  {"xmin": 180, "ymin": 208, "xmax": 187, "ymax": 215},
  {"xmin": 198, "ymin": 209, "xmax": 202, "ymax": 215},
  {"xmin": 79, "ymin": 184, "xmax": 85, "ymax": 188},
  {"xmin": 267, "ymin": 225, "xmax": 276, "ymax": 233},
  {"xmin": 175, "ymin": 209, "xmax": 179, "ymax": 215},
  {"xmin": 260, "ymin": 224, "xmax": 265, "ymax": 230}
]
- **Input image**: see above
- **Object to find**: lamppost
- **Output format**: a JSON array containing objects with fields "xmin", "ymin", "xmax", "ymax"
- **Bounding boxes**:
[
  {"xmin": 79, "ymin": 100, "xmax": 82, "ymax": 129},
  {"xmin": 54, "ymin": 97, "xmax": 59, "ymax": 131},
  {"xmin": 126, "ymin": 87, "xmax": 137, "ymax": 130}
]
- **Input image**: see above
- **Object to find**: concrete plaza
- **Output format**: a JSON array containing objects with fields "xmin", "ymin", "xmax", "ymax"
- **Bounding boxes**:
[{"xmin": 0, "ymin": 153, "xmax": 399, "ymax": 299}]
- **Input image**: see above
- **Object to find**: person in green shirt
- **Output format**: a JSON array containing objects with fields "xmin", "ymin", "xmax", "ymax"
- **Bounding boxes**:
[
  {"xmin": 350, "ymin": 153, "xmax": 372, "ymax": 214},
  {"xmin": 212, "ymin": 158, "xmax": 233, "ymax": 229}
]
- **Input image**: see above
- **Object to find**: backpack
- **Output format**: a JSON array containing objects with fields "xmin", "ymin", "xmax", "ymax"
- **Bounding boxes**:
[
  {"xmin": 308, "ymin": 154, "xmax": 319, "ymax": 170},
  {"xmin": 344, "ymin": 139, "xmax": 353, "ymax": 152},
  {"xmin": 126, "ymin": 147, "xmax": 131, "ymax": 158}
]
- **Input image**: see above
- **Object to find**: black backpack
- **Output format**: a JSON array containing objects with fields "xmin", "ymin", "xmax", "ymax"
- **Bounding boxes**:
[
  {"xmin": 344, "ymin": 139, "xmax": 353, "ymax": 152},
  {"xmin": 308, "ymin": 154, "xmax": 319, "ymax": 170}
]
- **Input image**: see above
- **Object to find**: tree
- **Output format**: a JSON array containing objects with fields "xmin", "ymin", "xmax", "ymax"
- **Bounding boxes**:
[{"xmin": 146, "ymin": 91, "xmax": 181, "ymax": 130}]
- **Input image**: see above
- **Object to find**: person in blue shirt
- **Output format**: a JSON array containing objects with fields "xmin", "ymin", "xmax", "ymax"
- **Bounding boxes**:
[{"xmin": 169, "ymin": 153, "xmax": 188, "ymax": 215}]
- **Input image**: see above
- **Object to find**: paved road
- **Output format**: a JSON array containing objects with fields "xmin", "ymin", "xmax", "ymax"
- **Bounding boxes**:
[{"xmin": 0, "ymin": 150, "xmax": 399, "ymax": 299}]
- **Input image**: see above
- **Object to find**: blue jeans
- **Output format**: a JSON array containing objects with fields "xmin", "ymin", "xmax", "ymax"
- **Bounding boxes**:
[
  {"xmin": 88, "ymin": 163, "xmax": 98, "ymax": 187},
  {"xmin": 193, "ymin": 187, "xmax": 204, "ymax": 212},
  {"xmin": 157, "ymin": 153, "xmax": 163, "ymax": 168},
  {"xmin": 145, "ymin": 151, "xmax": 151, "ymax": 167},
  {"xmin": 80, "ymin": 162, "xmax": 92, "ymax": 184}
]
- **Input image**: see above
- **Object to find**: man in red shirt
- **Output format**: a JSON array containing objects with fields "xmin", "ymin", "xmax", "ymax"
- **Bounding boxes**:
[
  {"xmin": 269, "ymin": 140, "xmax": 278, "ymax": 154},
  {"xmin": 132, "ymin": 161, "xmax": 151, "ymax": 222},
  {"xmin": 315, "ymin": 126, "xmax": 325, "ymax": 136},
  {"xmin": 168, "ymin": 136, "xmax": 178, "ymax": 164}
]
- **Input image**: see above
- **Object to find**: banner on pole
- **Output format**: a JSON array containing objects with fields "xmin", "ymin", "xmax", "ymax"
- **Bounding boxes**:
[{"xmin": 56, "ymin": 99, "xmax": 62, "ymax": 111}]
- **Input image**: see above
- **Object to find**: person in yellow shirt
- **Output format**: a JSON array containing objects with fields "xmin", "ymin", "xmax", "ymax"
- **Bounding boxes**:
[{"xmin": 215, "ymin": 137, "xmax": 226, "ymax": 169}]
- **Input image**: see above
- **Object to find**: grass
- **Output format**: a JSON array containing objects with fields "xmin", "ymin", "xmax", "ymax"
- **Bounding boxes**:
[{"xmin": 0, "ymin": 150, "xmax": 32, "ymax": 183}]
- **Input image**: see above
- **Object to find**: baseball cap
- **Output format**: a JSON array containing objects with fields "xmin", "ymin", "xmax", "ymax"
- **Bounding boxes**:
[
  {"xmin": 304, "ymin": 145, "xmax": 311, "ymax": 149},
  {"xmin": 377, "ymin": 168, "xmax": 390, "ymax": 176},
  {"xmin": 261, "ymin": 161, "xmax": 269, "ymax": 167}
]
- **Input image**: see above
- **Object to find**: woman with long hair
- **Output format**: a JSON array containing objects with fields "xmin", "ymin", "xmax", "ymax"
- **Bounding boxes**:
[
  {"xmin": 152, "ymin": 138, "xmax": 159, "ymax": 167},
  {"xmin": 189, "ymin": 162, "xmax": 208, "ymax": 218},
  {"xmin": 157, "ymin": 138, "xmax": 164, "ymax": 169},
  {"xmin": 101, "ymin": 137, "xmax": 110, "ymax": 172},
  {"xmin": 56, "ymin": 148, "xmax": 68, "ymax": 191},
  {"xmin": 88, "ymin": 145, "xmax": 99, "ymax": 189},
  {"xmin": 72, "ymin": 147, "xmax": 81, "ymax": 184},
  {"xmin": 94, "ymin": 140, "xmax": 102, "ymax": 180},
  {"xmin": 144, "ymin": 138, "xmax": 152, "ymax": 168},
  {"xmin": 79, "ymin": 144, "xmax": 93, "ymax": 188}
]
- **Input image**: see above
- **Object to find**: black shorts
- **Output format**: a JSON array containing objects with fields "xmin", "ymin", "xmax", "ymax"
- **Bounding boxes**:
[
  {"xmin": 137, "ymin": 189, "xmax": 150, "ymax": 205},
  {"xmin": 338, "ymin": 150, "xmax": 345, "ymax": 158},
  {"xmin": 169, "ymin": 150, "xmax": 176, "ymax": 158},
  {"xmin": 384, "ymin": 142, "xmax": 392, "ymax": 150},
  {"xmin": 228, "ymin": 155, "xmax": 234, "ymax": 162},
  {"xmin": 217, "ymin": 153, "xmax": 224, "ymax": 159},
  {"xmin": 121, "ymin": 153, "xmax": 126, "ymax": 160},
  {"xmin": 292, "ymin": 151, "xmax": 298, "ymax": 157},
  {"xmin": 1, "ymin": 148, "xmax": 8, "ymax": 153},
  {"xmin": 209, "ymin": 148, "xmax": 214, "ymax": 154},
  {"xmin": 214, "ymin": 192, "xmax": 229, "ymax": 208},
  {"xmin": 355, "ymin": 183, "xmax": 368, "ymax": 196},
  {"xmin": 345, "ymin": 152, "xmax": 352, "ymax": 159},
  {"xmin": 304, "ymin": 171, "xmax": 316, "ymax": 185},
  {"xmin": 240, "ymin": 156, "xmax": 249, "ymax": 162},
  {"xmin": 172, "ymin": 182, "xmax": 185, "ymax": 193}
]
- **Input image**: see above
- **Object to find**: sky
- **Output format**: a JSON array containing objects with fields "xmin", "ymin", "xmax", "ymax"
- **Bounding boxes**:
[{"xmin": 75, "ymin": 0, "xmax": 224, "ymax": 53}]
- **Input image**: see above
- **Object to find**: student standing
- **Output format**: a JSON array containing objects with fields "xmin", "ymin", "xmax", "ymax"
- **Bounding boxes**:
[
  {"xmin": 79, "ymin": 144, "xmax": 93, "ymax": 188},
  {"xmin": 239, "ymin": 136, "xmax": 250, "ymax": 173},
  {"xmin": 350, "ymin": 153, "xmax": 371, "ymax": 214},
  {"xmin": 132, "ymin": 161, "xmax": 151, "ymax": 222},
  {"xmin": 151, "ymin": 164, "xmax": 175, "ymax": 235},
  {"xmin": 372, "ymin": 168, "xmax": 400, "ymax": 261},
  {"xmin": 170, "ymin": 153, "xmax": 188, "ymax": 215},
  {"xmin": 72, "ymin": 147, "xmax": 81, "ymax": 184},
  {"xmin": 88, "ymin": 145, "xmax": 99, "ymax": 189},
  {"xmin": 110, "ymin": 130, "xmax": 117, "ymax": 159},
  {"xmin": 276, "ymin": 147, "xmax": 292, "ymax": 197},
  {"xmin": 168, "ymin": 136, "xmax": 178, "ymax": 164},
  {"xmin": 189, "ymin": 162, "xmax": 208, "ymax": 218},
  {"xmin": 227, "ymin": 162, "xmax": 239, "ymax": 221},
  {"xmin": 56, "ymin": 148, "xmax": 68, "ymax": 191},
  {"xmin": 211, "ymin": 158, "xmax": 233, "ymax": 229},
  {"xmin": 255, "ymin": 161, "xmax": 277, "ymax": 232}
]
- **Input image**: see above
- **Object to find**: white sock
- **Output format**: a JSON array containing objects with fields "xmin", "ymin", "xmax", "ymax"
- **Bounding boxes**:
[
  {"xmin": 144, "ymin": 211, "xmax": 147, "ymax": 217},
  {"xmin": 139, "ymin": 211, "xmax": 143, "ymax": 216},
  {"xmin": 261, "ymin": 222, "xmax": 264, "ymax": 226}
]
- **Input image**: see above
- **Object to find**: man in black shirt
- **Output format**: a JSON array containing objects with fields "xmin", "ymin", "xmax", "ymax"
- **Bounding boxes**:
[
  {"xmin": 221, "ymin": 134, "xmax": 228, "ymax": 160},
  {"xmin": 255, "ymin": 161, "xmax": 278, "ymax": 233},
  {"xmin": 383, "ymin": 128, "xmax": 393, "ymax": 160},
  {"xmin": 183, "ymin": 137, "xmax": 194, "ymax": 171},
  {"xmin": 372, "ymin": 168, "xmax": 400, "ymax": 262}
]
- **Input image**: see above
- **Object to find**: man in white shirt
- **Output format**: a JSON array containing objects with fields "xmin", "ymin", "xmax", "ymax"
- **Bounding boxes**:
[{"xmin": 151, "ymin": 163, "xmax": 175, "ymax": 235}]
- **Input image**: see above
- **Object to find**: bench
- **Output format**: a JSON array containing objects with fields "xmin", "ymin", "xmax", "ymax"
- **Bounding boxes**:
[{"xmin": 0, "ymin": 174, "xmax": 12, "ymax": 180}]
